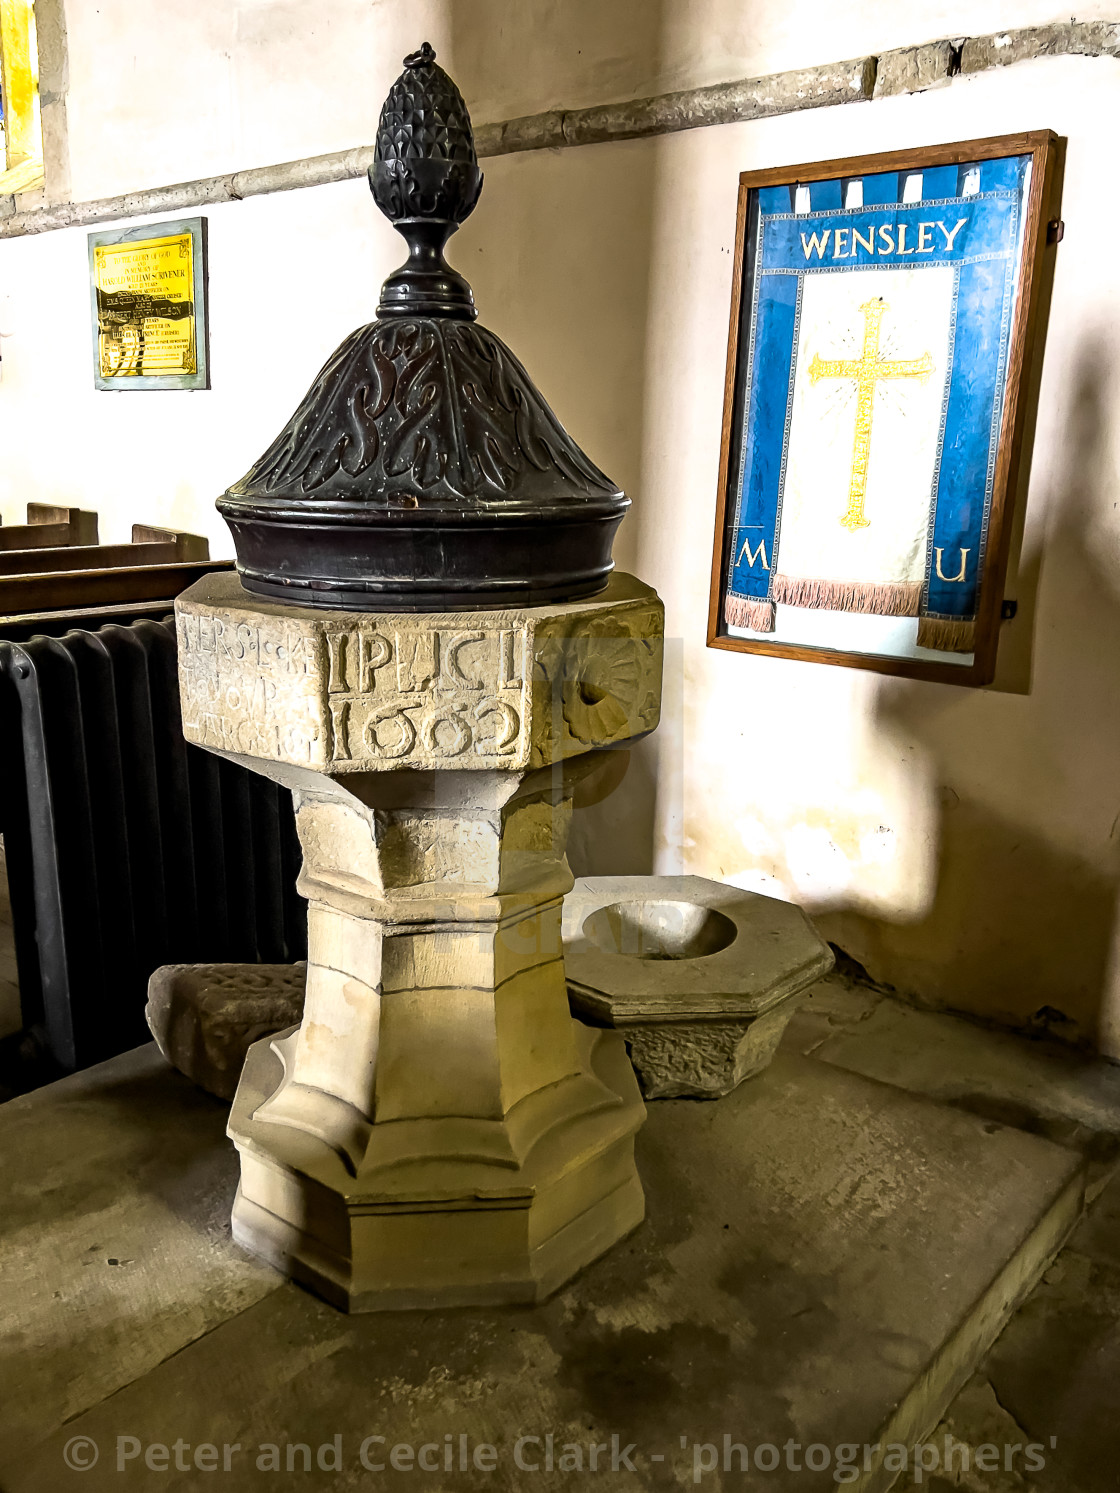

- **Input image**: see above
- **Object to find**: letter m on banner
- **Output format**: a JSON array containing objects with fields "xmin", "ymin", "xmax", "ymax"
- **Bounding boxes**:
[{"xmin": 737, "ymin": 536, "xmax": 770, "ymax": 570}]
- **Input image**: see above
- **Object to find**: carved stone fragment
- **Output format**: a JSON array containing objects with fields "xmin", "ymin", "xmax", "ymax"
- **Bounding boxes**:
[
  {"xmin": 873, "ymin": 41, "xmax": 957, "ymax": 98},
  {"xmin": 960, "ymin": 20, "xmax": 1120, "ymax": 72},
  {"xmin": 146, "ymin": 963, "xmax": 307, "ymax": 1101}
]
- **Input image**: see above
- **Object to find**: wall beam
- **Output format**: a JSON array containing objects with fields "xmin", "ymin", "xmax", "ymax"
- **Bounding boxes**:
[{"xmin": 0, "ymin": 19, "xmax": 1116, "ymax": 239}]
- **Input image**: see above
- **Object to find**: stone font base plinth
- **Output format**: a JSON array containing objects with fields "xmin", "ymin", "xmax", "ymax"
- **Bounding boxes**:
[{"xmin": 229, "ymin": 1020, "xmax": 644, "ymax": 1310}]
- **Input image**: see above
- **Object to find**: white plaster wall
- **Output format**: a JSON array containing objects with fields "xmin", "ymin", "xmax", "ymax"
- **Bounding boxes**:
[
  {"xmin": 0, "ymin": 181, "xmax": 405, "ymax": 553},
  {"xmin": 459, "ymin": 54, "xmax": 1120, "ymax": 1050},
  {"xmin": 61, "ymin": 0, "xmax": 448, "ymax": 201},
  {"xmin": 50, "ymin": 0, "xmax": 1120, "ymax": 199},
  {"xmin": 2, "ymin": 2, "xmax": 1120, "ymax": 1047},
  {"xmin": 684, "ymin": 67, "xmax": 1120, "ymax": 1051}
]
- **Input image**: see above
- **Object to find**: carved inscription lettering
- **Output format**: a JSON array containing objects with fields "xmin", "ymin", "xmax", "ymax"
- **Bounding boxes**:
[
  {"xmin": 327, "ymin": 631, "xmax": 391, "ymax": 694},
  {"xmin": 323, "ymin": 626, "xmax": 526, "ymax": 765},
  {"xmin": 177, "ymin": 611, "xmax": 323, "ymax": 765},
  {"xmin": 176, "ymin": 607, "xmax": 535, "ymax": 770},
  {"xmin": 178, "ymin": 612, "xmax": 316, "ymax": 675},
  {"xmin": 396, "ymin": 631, "xmax": 438, "ymax": 692}
]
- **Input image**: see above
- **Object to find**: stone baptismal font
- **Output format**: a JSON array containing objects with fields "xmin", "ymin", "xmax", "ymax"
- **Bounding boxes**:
[{"xmin": 174, "ymin": 44, "xmax": 665, "ymax": 1310}]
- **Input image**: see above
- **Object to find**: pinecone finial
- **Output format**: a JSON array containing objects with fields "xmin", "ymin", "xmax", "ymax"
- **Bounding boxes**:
[{"xmin": 369, "ymin": 43, "xmax": 482, "ymax": 319}]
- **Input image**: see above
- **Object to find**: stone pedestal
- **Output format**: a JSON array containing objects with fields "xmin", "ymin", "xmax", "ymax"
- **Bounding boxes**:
[{"xmin": 175, "ymin": 570, "xmax": 663, "ymax": 1310}]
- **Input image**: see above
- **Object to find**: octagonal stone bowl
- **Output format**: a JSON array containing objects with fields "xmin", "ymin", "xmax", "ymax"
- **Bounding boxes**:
[{"xmin": 562, "ymin": 875, "xmax": 833, "ymax": 1098}]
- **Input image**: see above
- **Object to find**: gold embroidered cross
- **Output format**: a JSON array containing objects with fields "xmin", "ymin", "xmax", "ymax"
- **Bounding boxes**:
[{"xmin": 809, "ymin": 298, "xmax": 934, "ymax": 531}]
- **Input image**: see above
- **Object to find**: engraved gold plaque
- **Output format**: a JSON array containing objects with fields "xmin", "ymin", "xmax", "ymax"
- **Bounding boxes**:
[{"xmin": 88, "ymin": 217, "xmax": 209, "ymax": 391}]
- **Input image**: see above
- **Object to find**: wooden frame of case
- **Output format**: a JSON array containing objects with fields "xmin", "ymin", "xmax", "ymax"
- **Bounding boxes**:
[{"xmin": 707, "ymin": 131, "xmax": 1062, "ymax": 687}]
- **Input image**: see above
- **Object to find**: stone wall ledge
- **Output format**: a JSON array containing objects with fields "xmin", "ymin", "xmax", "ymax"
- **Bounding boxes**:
[{"xmin": 2, "ymin": 19, "xmax": 1117, "ymax": 239}]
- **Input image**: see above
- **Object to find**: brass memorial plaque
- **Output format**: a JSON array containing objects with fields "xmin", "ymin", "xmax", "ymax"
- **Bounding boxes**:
[{"xmin": 88, "ymin": 217, "xmax": 209, "ymax": 390}]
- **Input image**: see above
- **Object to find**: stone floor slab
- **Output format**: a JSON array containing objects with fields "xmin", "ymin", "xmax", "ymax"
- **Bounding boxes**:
[
  {"xmin": 788, "ymin": 987, "xmax": 1120, "ymax": 1147},
  {"xmin": 896, "ymin": 1172, "xmax": 1120, "ymax": 1493},
  {"xmin": 952, "ymin": 1171, "xmax": 1120, "ymax": 1493},
  {"xmin": 0, "ymin": 1046, "xmax": 1086, "ymax": 1492},
  {"xmin": 0, "ymin": 1046, "xmax": 279, "ymax": 1450}
]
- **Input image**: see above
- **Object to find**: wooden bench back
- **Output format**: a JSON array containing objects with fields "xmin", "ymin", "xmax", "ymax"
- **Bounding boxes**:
[
  {"xmin": 0, "ymin": 507, "xmax": 218, "ymax": 613},
  {"xmin": 0, "ymin": 527, "xmax": 209, "ymax": 577},
  {"xmin": 131, "ymin": 525, "xmax": 211, "ymax": 562},
  {"xmin": 0, "ymin": 560, "xmax": 233, "ymax": 616},
  {"xmin": 0, "ymin": 542, "xmax": 180, "ymax": 577},
  {"xmin": 0, "ymin": 506, "xmax": 100, "ymax": 551}
]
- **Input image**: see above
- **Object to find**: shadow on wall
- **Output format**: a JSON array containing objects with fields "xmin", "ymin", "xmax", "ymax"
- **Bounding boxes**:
[
  {"xmin": 824, "ymin": 340, "xmax": 1120, "ymax": 1052},
  {"xmin": 443, "ymin": 13, "xmax": 1120, "ymax": 1051},
  {"xmin": 450, "ymin": 2, "xmax": 667, "ymax": 878}
]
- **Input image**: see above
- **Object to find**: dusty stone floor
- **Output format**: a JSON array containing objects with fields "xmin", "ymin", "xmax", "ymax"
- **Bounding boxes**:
[
  {"xmin": 0, "ymin": 962, "xmax": 1118, "ymax": 1490},
  {"xmin": 890, "ymin": 1173, "xmax": 1120, "ymax": 1493},
  {"xmin": 788, "ymin": 976, "xmax": 1120, "ymax": 1493}
]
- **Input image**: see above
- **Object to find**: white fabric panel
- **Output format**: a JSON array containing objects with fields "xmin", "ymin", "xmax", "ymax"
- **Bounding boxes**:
[{"xmin": 774, "ymin": 265, "xmax": 955, "ymax": 589}]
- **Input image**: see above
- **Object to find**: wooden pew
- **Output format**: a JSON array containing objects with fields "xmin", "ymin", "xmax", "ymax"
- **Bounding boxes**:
[
  {"xmin": 0, "ymin": 560, "xmax": 234, "ymax": 629},
  {"xmin": 131, "ymin": 525, "xmax": 212, "ymax": 562},
  {"xmin": 0, "ymin": 528, "xmax": 209, "ymax": 578},
  {"xmin": 0, "ymin": 513, "xmax": 227, "ymax": 638},
  {"xmin": 27, "ymin": 505, "xmax": 101, "ymax": 545},
  {"xmin": 0, "ymin": 507, "xmax": 100, "ymax": 552},
  {"xmin": 0, "ymin": 541, "xmax": 177, "ymax": 576}
]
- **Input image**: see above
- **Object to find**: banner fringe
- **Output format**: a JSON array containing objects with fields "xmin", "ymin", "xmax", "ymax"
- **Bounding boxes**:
[
  {"xmin": 724, "ymin": 594, "xmax": 775, "ymax": 632},
  {"xmin": 772, "ymin": 575, "xmax": 921, "ymax": 616},
  {"xmin": 916, "ymin": 615, "xmax": 976, "ymax": 653}
]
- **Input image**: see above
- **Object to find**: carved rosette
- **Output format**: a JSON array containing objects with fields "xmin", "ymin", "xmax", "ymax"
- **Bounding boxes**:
[
  {"xmin": 535, "ymin": 611, "xmax": 663, "ymax": 750},
  {"xmin": 218, "ymin": 43, "xmax": 630, "ymax": 612}
]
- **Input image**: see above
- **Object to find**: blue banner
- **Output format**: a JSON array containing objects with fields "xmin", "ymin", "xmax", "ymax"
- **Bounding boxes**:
[{"xmin": 725, "ymin": 155, "xmax": 1031, "ymax": 648}]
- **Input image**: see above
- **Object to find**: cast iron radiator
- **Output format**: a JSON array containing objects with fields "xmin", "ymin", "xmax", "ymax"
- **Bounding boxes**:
[{"xmin": 0, "ymin": 619, "xmax": 307, "ymax": 1073}]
